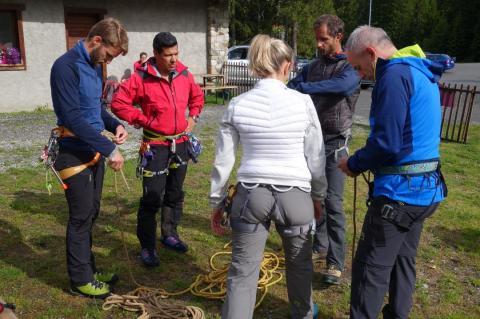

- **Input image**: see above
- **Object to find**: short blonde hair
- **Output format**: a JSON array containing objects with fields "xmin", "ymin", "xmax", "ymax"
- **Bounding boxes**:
[
  {"xmin": 87, "ymin": 18, "xmax": 129, "ymax": 55},
  {"xmin": 248, "ymin": 34, "xmax": 293, "ymax": 78}
]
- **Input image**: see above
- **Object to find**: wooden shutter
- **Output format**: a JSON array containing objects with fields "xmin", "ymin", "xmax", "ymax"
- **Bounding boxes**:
[{"xmin": 65, "ymin": 11, "xmax": 103, "ymax": 50}]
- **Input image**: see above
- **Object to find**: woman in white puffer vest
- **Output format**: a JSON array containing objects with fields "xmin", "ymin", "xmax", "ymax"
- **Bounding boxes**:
[{"xmin": 209, "ymin": 34, "xmax": 327, "ymax": 319}]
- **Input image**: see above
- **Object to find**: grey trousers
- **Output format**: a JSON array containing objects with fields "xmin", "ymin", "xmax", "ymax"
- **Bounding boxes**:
[
  {"xmin": 222, "ymin": 183, "xmax": 315, "ymax": 319},
  {"xmin": 314, "ymin": 136, "xmax": 348, "ymax": 270}
]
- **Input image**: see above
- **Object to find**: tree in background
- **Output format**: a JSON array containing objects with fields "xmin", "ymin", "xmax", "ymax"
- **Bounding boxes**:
[
  {"xmin": 229, "ymin": 0, "xmax": 336, "ymax": 57},
  {"xmin": 229, "ymin": 0, "xmax": 480, "ymax": 62},
  {"xmin": 280, "ymin": 0, "xmax": 336, "ymax": 57}
]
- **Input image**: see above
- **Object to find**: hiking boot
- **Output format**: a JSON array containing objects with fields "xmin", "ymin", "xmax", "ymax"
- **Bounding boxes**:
[
  {"xmin": 321, "ymin": 264, "xmax": 342, "ymax": 285},
  {"xmin": 94, "ymin": 271, "xmax": 119, "ymax": 285},
  {"xmin": 139, "ymin": 248, "xmax": 160, "ymax": 267},
  {"xmin": 161, "ymin": 235, "xmax": 188, "ymax": 253},
  {"xmin": 70, "ymin": 279, "xmax": 111, "ymax": 299}
]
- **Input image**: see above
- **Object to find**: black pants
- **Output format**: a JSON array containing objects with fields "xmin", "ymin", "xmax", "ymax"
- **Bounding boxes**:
[
  {"xmin": 55, "ymin": 148, "xmax": 104, "ymax": 285},
  {"xmin": 137, "ymin": 142, "xmax": 188, "ymax": 250},
  {"xmin": 350, "ymin": 196, "xmax": 439, "ymax": 319}
]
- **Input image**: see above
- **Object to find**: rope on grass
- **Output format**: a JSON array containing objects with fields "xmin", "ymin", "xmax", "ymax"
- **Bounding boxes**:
[{"xmin": 102, "ymin": 172, "xmax": 285, "ymax": 318}]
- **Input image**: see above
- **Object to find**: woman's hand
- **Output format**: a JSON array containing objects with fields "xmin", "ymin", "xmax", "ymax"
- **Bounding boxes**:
[
  {"xmin": 313, "ymin": 200, "xmax": 323, "ymax": 220},
  {"xmin": 211, "ymin": 207, "xmax": 226, "ymax": 235}
]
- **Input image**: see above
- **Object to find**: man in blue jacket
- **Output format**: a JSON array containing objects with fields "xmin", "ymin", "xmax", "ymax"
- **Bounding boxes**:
[
  {"xmin": 288, "ymin": 14, "xmax": 360, "ymax": 285},
  {"xmin": 50, "ymin": 18, "xmax": 129, "ymax": 298},
  {"xmin": 339, "ymin": 26, "xmax": 447, "ymax": 319}
]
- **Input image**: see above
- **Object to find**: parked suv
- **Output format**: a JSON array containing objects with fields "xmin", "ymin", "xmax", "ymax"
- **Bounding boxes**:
[{"xmin": 426, "ymin": 53, "xmax": 456, "ymax": 71}]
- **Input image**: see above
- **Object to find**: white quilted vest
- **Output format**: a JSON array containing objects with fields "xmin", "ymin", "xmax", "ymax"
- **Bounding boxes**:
[{"xmin": 233, "ymin": 79, "xmax": 313, "ymax": 187}]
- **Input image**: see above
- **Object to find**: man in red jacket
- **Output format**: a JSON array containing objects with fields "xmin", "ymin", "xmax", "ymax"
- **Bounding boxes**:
[{"xmin": 111, "ymin": 32, "xmax": 204, "ymax": 267}]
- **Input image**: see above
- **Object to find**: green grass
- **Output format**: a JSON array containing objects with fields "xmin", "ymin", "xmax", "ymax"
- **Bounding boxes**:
[
  {"xmin": 0, "ymin": 124, "xmax": 479, "ymax": 318},
  {"xmin": 204, "ymin": 92, "xmax": 233, "ymax": 105}
]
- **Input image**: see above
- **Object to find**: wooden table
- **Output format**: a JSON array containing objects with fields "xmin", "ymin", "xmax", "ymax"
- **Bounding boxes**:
[{"xmin": 197, "ymin": 74, "xmax": 225, "ymax": 87}]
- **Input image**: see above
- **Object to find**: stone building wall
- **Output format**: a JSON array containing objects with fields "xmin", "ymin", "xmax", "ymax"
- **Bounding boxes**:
[{"xmin": 207, "ymin": 0, "xmax": 229, "ymax": 74}]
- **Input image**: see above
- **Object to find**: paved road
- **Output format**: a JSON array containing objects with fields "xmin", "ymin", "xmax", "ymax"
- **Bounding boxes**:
[{"xmin": 354, "ymin": 63, "xmax": 480, "ymax": 124}]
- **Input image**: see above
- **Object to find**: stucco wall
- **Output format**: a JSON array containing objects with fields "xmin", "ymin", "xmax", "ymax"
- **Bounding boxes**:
[
  {"xmin": 0, "ymin": 0, "xmax": 208, "ymax": 112},
  {"xmin": 0, "ymin": 0, "xmax": 65, "ymax": 112}
]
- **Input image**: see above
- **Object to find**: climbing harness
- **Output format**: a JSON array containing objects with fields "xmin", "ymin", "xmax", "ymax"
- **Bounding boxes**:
[
  {"xmin": 374, "ymin": 161, "xmax": 439, "ymax": 175},
  {"xmin": 136, "ymin": 129, "xmax": 202, "ymax": 179},
  {"xmin": 220, "ymin": 184, "xmax": 237, "ymax": 228},
  {"xmin": 39, "ymin": 126, "xmax": 105, "ymax": 191},
  {"xmin": 186, "ymin": 133, "xmax": 202, "ymax": 163},
  {"xmin": 40, "ymin": 127, "xmax": 121, "ymax": 193},
  {"xmin": 58, "ymin": 152, "xmax": 101, "ymax": 180},
  {"xmin": 325, "ymin": 135, "xmax": 351, "ymax": 162}
]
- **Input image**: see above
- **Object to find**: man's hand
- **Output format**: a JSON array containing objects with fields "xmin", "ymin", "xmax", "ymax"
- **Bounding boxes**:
[
  {"xmin": 114, "ymin": 125, "xmax": 128, "ymax": 145},
  {"xmin": 211, "ymin": 207, "xmax": 226, "ymax": 236},
  {"xmin": 313, "ymin": 200, "xmax": 323, "ymax": 220},
  {"xmin": 185, "ymin": 117, "xmax": 196, "ymax": 134},
  {"xmin": 338, "ymin": 157, "xmax": 359, "ymax": 177},
  {"xmin": 108, "ymin": 149, "xmax": 124, "ymax": 171}
]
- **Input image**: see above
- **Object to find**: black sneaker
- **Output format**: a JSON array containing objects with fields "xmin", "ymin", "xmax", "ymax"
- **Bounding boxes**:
[
  {"xmin": 161, "ymin": 235, "xmax": 188, "ymax": 253},
  {"xmin": 139, "ymin": 248, "xmax": 160, "ymax": 267}
]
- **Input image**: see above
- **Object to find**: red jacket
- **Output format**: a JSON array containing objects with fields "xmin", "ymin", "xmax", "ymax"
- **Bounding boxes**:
[{"xmin": 111, "ymin": 58, "xmax": 204, "ymax": 144}]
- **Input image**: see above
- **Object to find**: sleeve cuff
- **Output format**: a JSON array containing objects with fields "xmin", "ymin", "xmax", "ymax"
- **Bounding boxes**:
[
  {"xmin": 189, "ymin": 108, "xmax": 201, "ymax": 117},
  {"xmin": 311, "ymin": 193, "xmax": 325, "ymax": 204},
  {"xmin": 107, "ymin": 146, "xmax": 118, "ymax": 160},
  {"xmin": 347, "ymin": 156, "xmax": 363, "ymax": 174},
  {"xmin": 209, "ymin": 197, "xmax": 224, "ymax": 209}
]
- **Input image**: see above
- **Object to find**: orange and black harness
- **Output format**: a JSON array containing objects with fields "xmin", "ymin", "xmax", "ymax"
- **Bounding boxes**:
[{"xmin": 40, "ymin": 126, "xmax": 103, "ymax": 190}]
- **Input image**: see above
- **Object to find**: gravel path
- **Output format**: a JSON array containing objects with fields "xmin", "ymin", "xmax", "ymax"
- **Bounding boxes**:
[{"xmin": 0, "ymin": 105, "xmax": 225, "ymax": 173}]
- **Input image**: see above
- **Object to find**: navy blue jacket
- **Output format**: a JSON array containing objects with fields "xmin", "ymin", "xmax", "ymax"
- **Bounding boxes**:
[
  {"xmin": 50, "ymin": 41, "xmax": 120, "ymax": 156},
  {"xmin": 347, "ymin": 45, "xmax": 446, "ymax": 205},
  {"xmin": 288, "ymin": 53, "xmax": 360, "ymax": 97}
]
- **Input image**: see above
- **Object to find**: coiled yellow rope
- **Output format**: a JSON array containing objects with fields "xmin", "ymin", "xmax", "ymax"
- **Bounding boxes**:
[{"xmin": 102, "ymin": 225, "xmax": 286, "ymax": 318}]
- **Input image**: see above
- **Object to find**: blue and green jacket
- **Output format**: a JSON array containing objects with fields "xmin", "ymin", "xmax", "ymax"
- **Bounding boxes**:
[
  {"xmin": 50, "ymin": 41, "xmax": 120, "ymax": 156},
  {"xmin": 347, "ymin": 45, "xmax": 446, "ymax": 205}
]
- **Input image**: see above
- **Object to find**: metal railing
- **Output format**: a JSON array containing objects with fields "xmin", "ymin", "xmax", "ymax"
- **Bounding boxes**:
[
  {"xmin": 221, "ymin": 62, "xmax": 298, "ymax": 97},
  {"xmin": 439, "ymin": 82, "xmax": 477, "ymax": 143}
]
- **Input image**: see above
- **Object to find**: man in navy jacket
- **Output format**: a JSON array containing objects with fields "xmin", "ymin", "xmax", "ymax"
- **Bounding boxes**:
[{"xmin": 50, "ymin": 18, "xmax": 128, "ymax": 299}]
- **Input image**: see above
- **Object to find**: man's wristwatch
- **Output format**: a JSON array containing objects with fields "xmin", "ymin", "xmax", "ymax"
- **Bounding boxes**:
[{"xmin": 191, "ymin": 115, "xmax": 199, "ymax": 123}]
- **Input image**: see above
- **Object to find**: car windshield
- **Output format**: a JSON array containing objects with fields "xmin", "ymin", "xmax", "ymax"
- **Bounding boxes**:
[{"xmin": 228, "ymin": 48, "xmax": 248, "ymax": 60}]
